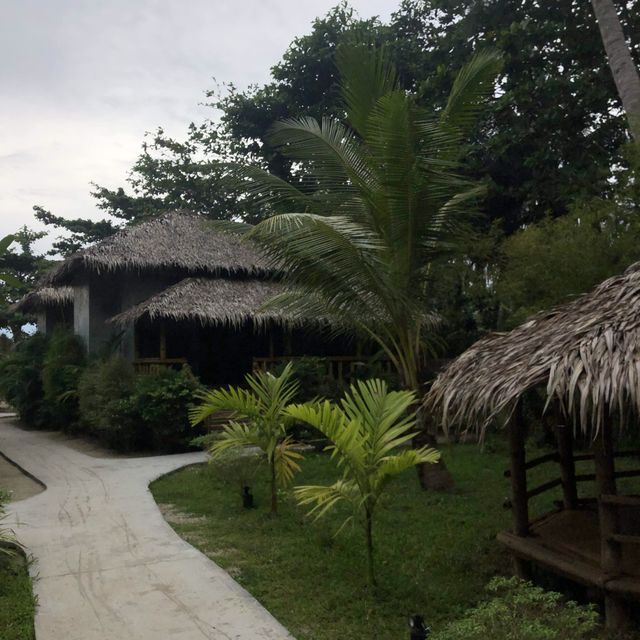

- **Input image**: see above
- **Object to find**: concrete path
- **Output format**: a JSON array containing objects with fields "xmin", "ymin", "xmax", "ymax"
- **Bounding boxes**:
[{"xmin": 0, "ymin": 418, "xmax": 294, "ymax": 640}]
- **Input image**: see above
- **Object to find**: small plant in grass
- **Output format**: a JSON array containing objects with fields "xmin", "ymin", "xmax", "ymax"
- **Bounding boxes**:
[
  {"xmin": 0, "ymin": 489, "xmax": 19, "ymax": 556},
  {"xmin": 285, "ymin": 378, "xmax": 439, "ymax": 587},
  {"xmin": 190, "ymin": 363, "xmax": 303, "ymax": 514},
  {"xmin": 432, "ymin": 577, "xmax": 599, "ymax": 640}
]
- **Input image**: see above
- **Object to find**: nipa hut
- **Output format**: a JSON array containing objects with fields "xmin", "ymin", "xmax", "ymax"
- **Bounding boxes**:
[
  {"xmin": 12, "ymin": 286, "xmax": 74, "ymax": 333},
  {"xmin": 426, "ymin": 263, "xmax": 640, "ymax": 630},
  {"xmin": 20, "ymin": 211, "xmax": 358, "ymax": 385}
]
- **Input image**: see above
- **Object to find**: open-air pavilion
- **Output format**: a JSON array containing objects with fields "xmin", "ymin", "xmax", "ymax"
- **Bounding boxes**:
[{"xmin": 426, "ymin": 263, "xmax": 640, "ymax": 631}]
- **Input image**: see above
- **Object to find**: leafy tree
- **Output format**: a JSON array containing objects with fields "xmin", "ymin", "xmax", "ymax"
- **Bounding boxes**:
[
  {"xmin": 0, "ymin": 228, "xmax": 50, "ymax": 337},
  {"xmin": 286, "ymin": 378, "xmax": 439, "ymax": 586},
  {"xmin": 190, "ymin": 363, "xmax": 303, "ymax": 514},
  {"xmin": 389, "ymin": 0, "xmax": 640, "ymax": 232},
  {"xmin": 496, "ymin": 145, "xmax": 640, "ymax": 327}
]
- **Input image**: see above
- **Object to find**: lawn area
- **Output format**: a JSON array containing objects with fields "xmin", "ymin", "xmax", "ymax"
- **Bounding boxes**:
[
  {"xmin": 0, "ymin": 551, "xmax": 36, "ymax": 640},
  {"xmin": 151, "ymin": 439, "xmax": 598, "ymax": 640}
]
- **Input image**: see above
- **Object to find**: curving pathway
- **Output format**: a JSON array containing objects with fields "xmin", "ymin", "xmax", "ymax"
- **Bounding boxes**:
[{"xmin": 0, "ymin": 418, "xmax": 293, "ymax": 640}]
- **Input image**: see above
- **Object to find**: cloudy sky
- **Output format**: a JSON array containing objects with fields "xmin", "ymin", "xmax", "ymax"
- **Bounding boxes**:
[{"xmin": 0, "ymin": 0, "xmax": 397, "ymax": 252}]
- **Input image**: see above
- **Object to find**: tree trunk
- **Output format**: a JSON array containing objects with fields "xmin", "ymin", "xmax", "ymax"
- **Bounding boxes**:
[
  {"xmin": 365, "ymin": 508, "xmax": 376, "ymax": 588},
  {"xmin": 414, "ymin": 404, "xmax": 455, "ymax": 492},
  {"xmin": 270, "ymin": 460, "xmax": 278, "ymax": 515},
  {"xmin": 590, "ymin": 0, "xmax": 640, "ymax": 140}
]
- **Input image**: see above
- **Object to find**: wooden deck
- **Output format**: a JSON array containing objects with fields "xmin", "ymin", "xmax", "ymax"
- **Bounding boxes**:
[{"xmin": 498, "ymin": 506, "xmax": 640, "ymax": 598}]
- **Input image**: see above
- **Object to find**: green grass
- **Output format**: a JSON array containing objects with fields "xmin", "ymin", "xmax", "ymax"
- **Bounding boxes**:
[
  {"xmin": 151, "ymin": 439, "xmax": 576, "ymax": 640},
  {"xmin": 0, "ymin": 552, "xmax": 36, "ymax": 640}
]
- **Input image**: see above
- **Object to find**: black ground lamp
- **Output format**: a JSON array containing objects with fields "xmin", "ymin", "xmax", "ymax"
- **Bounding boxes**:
[{"xmin": 409, "ymin": 614, "xmax": 430, "ymax": 639}]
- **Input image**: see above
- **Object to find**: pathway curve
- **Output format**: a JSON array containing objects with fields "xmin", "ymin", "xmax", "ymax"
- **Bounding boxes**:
[{"xmin": 0, "ymin": 419, "xmax": 293, "ymax": 640}]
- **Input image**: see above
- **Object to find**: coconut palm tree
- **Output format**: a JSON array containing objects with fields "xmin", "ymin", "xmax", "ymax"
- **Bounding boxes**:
[
  {"xmin": 286, "ymin": 378, "xmax": 439, "ymax": 586},
  {"xmin": 190, "ymin": 363, "xmax": 303, "ymax": 514},
  {"xmin": 590, "ymin": 0, "xmax": 640, "ymax": 140},
  {"xmin": 223, "ymin": 42, "xmax": 502, "ymax": 488}
]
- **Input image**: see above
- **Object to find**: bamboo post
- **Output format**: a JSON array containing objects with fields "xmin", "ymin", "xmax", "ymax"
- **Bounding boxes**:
[
  {"xmin": 593, "ymin": 422, "xmax": 628, "ymax": 631},
  {"xmin": 508, "ymin": 401, "xmax": 531, "ymax": 578},
  {"xmin": 555, "ymin": 422, "xmax": 578, "ymax": 510}
]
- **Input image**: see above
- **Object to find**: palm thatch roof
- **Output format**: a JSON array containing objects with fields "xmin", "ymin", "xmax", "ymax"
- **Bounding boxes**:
[
  {"xmin": 109, "ymin": 277, "xmax": 318, "ymax": 329},
  {"xmin": 44, "ymin": 211, "xmax": 272, "ymax": 285},
  {"xmin": 11, "ymin": 287, "xmax": 74, "ymax": 313},
  {"xmin": 425, "ymin": 262, "xmax": 640, "ymax": 436}
]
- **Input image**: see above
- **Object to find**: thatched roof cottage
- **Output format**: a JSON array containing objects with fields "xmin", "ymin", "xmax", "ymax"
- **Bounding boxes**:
[
  {"xmin": 426, "ymin": 263, "xmax": 640, "ymax": 630},
  {"xmin": 21, "ymin": 212, "xmax": 353, "ymax": 385}
]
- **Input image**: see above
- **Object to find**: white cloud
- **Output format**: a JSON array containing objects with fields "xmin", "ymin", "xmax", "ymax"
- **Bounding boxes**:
[{"xmin": 0, "ymin": 0, "xmax": 397, "ymax": 251}]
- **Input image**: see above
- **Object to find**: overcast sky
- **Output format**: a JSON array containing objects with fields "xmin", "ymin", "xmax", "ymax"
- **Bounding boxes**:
[{"xmin": 0, "ymin": 0, "xmax": 397, "ymax": 252}]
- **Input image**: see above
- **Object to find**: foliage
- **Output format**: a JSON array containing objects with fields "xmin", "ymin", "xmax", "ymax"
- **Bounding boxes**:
[
  {"xmin": 0, "ymin": 228, "xmax": 50, "ymax": 337},
  {"xmin": 0, "ymin": 490, "xmax": 19, "ymax": 557},
  {"xmin": 150, "ymin": 442, "xmax": 550, "ymax": 640},
  {"xmin": 41, "ymin": 330, "xmax": 86, "ymax": 430},
  {"xmin": 432, "ymin": 577, "xmax": 599, "ymax": 640},
  {"xmin": 0, "ymin": 551, "xmax": 35, "ymax": 640},
  {"xmin": 78, "ymin": 359, "xmax": 201, "ymax": 452},
  {"xmin": 129, "ymin": 366, "xmax": 203, "ymax": 452},
  {"xmin": 286, "ymin": 379, "xmax": 439, "ymax": 585},
  {"xmin": 190, "ymin": 363, "xmax": 303, "ymax": 513},
  {"xmin": 0, "ymin": 334, "xmax": 50, "ymax": 428},
  {"xmin": 77, "ymin": 356, "xmax": 138, "ymax": 449},
  {"xmin": 230, "ymin": 42, "xmax": 501, "ymax": 392},
  {"xmin": 496, "ymin": 145, "xmax": 640, "ymax": 327}
]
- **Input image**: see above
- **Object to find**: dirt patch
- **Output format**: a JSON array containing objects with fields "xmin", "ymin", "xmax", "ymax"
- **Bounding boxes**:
[
  {"xmin": 158, "ymin": 503, "xmax": 207, "ymax": 525},
  {"xmin": 0, "ymin": 454, "xmax": 44, "ymax": 502}
]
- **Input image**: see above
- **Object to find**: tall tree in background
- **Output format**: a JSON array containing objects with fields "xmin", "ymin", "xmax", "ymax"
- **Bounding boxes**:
[{"xmin": 590, "ymin": 0, "xmax": 640, "ymax": 139}]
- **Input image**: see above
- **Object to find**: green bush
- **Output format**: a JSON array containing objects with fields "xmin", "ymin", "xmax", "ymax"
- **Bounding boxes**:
[
  {"xmin": 77, "ymin": 356, "xmax": 139, "ymax": 450},
  {"xmin": 130, "ymin": 366, "xmax": 203, "ymax": 452},
  {"xmin": 432, "ymin": 577, "xmax": 599, "ymax": 640},
  {"xmin": 42, "ymin": 330, "xmax": 86, "ymax": 431},
  {"xmin": 78, "ymin": 361, "xmax": 202, "ymax": 452},
  {"xmin": 0, "ymin": 334, "xmax": 50, "ymax": 428}
]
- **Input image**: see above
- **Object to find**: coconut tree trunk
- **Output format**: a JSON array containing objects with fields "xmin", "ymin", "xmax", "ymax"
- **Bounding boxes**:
[
  {"xmin": 414, "ymin": 404, "xmax": 455, "ymax": 491},
  {"xmin": 591, "ymin": 0, "xmax": 640, "ymax": 140}
]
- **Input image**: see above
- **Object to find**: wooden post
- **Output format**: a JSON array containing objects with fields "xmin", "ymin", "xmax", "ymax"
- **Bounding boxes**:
[
  {"xmin": 509, "ymin": 401, "xmax": 531, "ymax": 578},
  {"xmin": 593, "ymin": 422, "xmax": 628, "ymax": 631},
  {"xmin": 555, "ymin": 422, "xmax": 578, "ymax": 510},
  {"xmin": 159, "ymin": 323, "xmax": 167, "ymax": 361}
]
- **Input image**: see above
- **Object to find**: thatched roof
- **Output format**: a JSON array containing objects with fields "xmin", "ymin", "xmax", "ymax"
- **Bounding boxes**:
[
  {"xmin": 109, "ymin": 277, "xmax": 315, "ymax": 329},
  {"xmin": 44, "ymin": 211, "xmax": 272, "ymax": 285},
  {"xmin": 425, "ymin": 262, "xmax": 640, "ymax": 435},
  {"xmin": 11, "ymin": 287, "xmax": 74, "ymax": 313}
]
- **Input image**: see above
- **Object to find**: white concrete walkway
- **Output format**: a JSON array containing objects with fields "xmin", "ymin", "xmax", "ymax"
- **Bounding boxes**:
[{"xmin": 0, "ymin": 419, "xmax": 293, "ymax": 640}]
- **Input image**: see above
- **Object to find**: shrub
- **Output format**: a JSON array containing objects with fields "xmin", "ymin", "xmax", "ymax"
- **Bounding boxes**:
[
  {"xmin": 0, "ymin": 334, "xmax": 50, "ymax": 428},
  {"xmin": 77, "ymin": 356, "xmax": 139, "ymax": 450},
  {"xmin": 42, "ymin": 330, "xmax": 86, "ymax": 431},
  {"xmin": 0, "ymin": 489, "xmax": 19, "ymax": 555},
  {"xmin": 432, "ymin": 577, "xmax": 599, "ymax": 640},
  {"xmin": 130, "ymin": 366, "xmax": 203, "ymax": 452}
]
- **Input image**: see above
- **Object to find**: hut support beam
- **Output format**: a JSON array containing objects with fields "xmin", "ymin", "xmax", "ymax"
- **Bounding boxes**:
[
  {"xmin": 555, "ymin": 423, "xmax": 578, "ymax": 509},
  {"xmin": 508, "ymin": 402, "xmax": 530, "ymax": 578},
  {"xmin": 594, "ymin": 424, "xmax": 628, "ymax": 631}
]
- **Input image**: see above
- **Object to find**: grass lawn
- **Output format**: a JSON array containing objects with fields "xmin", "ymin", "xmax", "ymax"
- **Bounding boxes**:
[
  {"xmin": 0, "ymin": 551, "xmax": 36, "ymax": 640},
  {"xmin": 152, "ymin": 438, "xmax": 608, "ymax": 640}
]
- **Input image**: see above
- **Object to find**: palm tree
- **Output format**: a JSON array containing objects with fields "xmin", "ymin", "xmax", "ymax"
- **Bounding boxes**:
[
  {"xmin": 190, "ymin": 363, "xmax": 303, "ymax": 514},
  {"xmin": 590, "ymin": 0, "xmax": 640, "ymax": 140},
  {"xmin": 224, "ymin": 42, "xmax": 502, "ymax": 488},
  {"xmin": 286, "ymin": 378, "xmax": 439, "ymax": 586}
]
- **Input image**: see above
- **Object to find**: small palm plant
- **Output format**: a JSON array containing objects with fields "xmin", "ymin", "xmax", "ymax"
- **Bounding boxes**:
[
  {"xmin": 285, "ymin": 378, "xmax": 440, "ymax": 586},
  {"xmin": 0, "ymin": 489, "xmax": 19, "ymax": 556},
  {"xmin": 190, "ymin": 363, "xmax": 303, "ymax": 514}
]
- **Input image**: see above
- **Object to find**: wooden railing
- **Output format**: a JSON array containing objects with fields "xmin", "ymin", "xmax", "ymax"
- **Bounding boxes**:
[
  {"xmin": 504, "ymin": 450, "xmax": 640, "ymax": 504},
  {"xmin": 252, "ymin": 355, "xmax": 392, "ymax": 385},
  {"xmin": 133, "ymin": 357, "xmax": 188, "ymax": 374}
]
